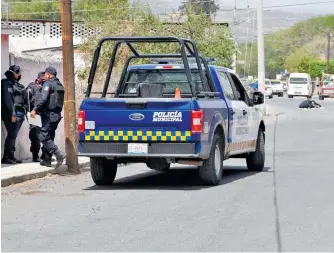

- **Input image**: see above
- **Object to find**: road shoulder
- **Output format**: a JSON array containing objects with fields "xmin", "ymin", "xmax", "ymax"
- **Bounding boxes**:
[{"xmin": 1, "ymin": 157, "xmax": 90, "ymax": 187}]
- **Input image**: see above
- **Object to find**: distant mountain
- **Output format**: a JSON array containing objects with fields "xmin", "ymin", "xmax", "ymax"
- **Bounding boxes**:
[{"xmin": 131, "ymin": 0, "xmax": 314, "ymax": 42}]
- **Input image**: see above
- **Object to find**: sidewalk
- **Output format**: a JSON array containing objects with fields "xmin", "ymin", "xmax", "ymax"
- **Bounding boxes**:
[{"xmin": 1, "ymin": 157, "xmax": 90, "ymax": 187}]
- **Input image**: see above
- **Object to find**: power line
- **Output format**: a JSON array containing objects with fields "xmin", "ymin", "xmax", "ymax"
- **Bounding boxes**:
[{"xmin": 264, "ymin": 0, "xmax": 334, "ymax": 9}]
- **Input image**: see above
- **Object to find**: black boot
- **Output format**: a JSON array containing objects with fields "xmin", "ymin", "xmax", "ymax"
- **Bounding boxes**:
[
  {"xmin": 11, "ymin": 148, "xmax": 22, "ymax": 164},
  {"xmin": 1, "ymin": 155, "xmax": 16, "ymax": 164},
  {"xmin": 54, "ymin": 149, "xmax": 66, "ymax": 169},
  {"xmin": 32, "ymin": 153, "xmax": 41, "ymax": 162},
  {"xmin": 40, "ymin": 155, "xmax": 52, "ymax": 167}
]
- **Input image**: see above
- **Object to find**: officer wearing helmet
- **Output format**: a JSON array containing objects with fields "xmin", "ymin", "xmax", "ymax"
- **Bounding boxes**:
[
  {"xmin": 30, "ymin": 67, "xmax": 66, "ymax": 168},
  {"xmin": 1, "ymin": 65, "xmax": 28, "ymax": 164}
]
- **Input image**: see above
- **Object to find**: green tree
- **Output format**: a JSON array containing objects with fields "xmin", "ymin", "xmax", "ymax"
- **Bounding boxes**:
[
  {"xmin": 179, "ymin": 0, "xmax": 219, "ymax": 18},
  {"xmin": 6, "ymin": 0, "xmax": 128, "ymax": 21},
  {"xmin": 79, "ymin": 5, "xmax": 235, "ymax": 89},
  {"xmin": 7, "ymin": 0, "xmax": 61, "ymax": 20}
]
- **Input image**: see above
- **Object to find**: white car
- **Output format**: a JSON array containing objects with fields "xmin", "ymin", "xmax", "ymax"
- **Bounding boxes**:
[
  {"xmin": 270, "ymin": 80, "xmax": 284, "ymax": 97},
  {"xmin": 265, "ymin": 79, "xmax": 273, "ymax": 99}
]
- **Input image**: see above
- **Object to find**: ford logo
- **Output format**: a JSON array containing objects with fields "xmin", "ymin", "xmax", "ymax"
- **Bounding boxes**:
[{"xmin": 129, "ymin": 113, "xmax": 145, "ymax": 121}]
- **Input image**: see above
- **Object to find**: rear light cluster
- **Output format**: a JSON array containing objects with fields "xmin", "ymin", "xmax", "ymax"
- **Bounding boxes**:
[
  {"xmin": 78, "ymin": 110, "xmax": 85, "ymax": 133},
  {"xmin": 191, "ymin": 110, "xmax": 203, "ymax": 133}
]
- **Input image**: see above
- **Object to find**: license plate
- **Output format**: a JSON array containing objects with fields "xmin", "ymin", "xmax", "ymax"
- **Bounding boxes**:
[{"xmin": 128, "ymin": 143, "xmax": 148, "ymax": 154}]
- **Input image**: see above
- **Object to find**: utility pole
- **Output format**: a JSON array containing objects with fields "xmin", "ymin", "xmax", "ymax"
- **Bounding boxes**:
[
  {"xmin": 257, "ymin": 0, "xmax": 265, "ymax": 94},
  {"xmin": 326, "ymin": 29, "xmax": 332, "ymax": 74},
  {"xmin": 60, "ymin": 0, "xmax": 80, "ymax": 174}
]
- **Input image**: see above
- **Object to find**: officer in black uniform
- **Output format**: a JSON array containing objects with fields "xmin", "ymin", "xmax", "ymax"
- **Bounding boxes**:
[
  {"xmin": 27, "ymin": 72, "xmax": 46, "ymax": 162},
  {"xmin": 30, "ymin": 67, "xmax": 66, "ymax": 168},
  {"xmin": 1, "ymin": 65, "xmax": 28, "ymax": 164}
]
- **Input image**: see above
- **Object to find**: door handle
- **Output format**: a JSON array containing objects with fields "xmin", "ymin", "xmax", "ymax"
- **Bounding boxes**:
[
  {"xmin": 242, "ymin": 110, "xmax": 247, "ymax": 115},
  {"xmin": 230, "ymin": 109, "xmax": 236, "ymax": 115}
]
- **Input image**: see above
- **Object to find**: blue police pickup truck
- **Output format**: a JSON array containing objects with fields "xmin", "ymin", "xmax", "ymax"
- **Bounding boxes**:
[{"xmin": 77, "ymin": 36, "xmax": 265, "ymax": 186}]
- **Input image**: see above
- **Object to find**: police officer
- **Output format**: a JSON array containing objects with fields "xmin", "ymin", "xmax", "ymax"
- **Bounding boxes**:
[
  {"xmin": 30, "ymin": 67, "xmax": 66, "ymax": 168},
  {"xmin": 27, "ymin": 72, "xmax": 47, "ymax": 162},
  {"xmin": 1, "ymin": 65, "xmax": 28, "ymax": 164}
]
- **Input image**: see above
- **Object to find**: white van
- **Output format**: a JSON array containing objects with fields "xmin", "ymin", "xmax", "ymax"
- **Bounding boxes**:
[{"xmin": 287, "ymin": 73, "xmax": 313, "ymax": 98}]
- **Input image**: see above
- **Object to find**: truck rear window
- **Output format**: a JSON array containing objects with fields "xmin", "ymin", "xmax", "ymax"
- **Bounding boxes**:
[{"xmin": 122, "ymin": 69, "xmax": 206, "ymax": 96}]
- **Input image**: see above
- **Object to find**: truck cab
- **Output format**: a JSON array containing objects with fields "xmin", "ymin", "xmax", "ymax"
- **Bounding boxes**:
[{"xmin": 78, "ymin": 36, "xmax": 266, "ymax": 186}]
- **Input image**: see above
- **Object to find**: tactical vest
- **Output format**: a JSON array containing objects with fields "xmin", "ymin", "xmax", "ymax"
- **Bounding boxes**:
[{"xmin": 48, "ymin": 78, "xmax": 65, "ymax": 112}]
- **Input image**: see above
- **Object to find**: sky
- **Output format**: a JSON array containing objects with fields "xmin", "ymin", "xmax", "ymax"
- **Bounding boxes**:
[{"xmin": 138, "ymin": 0, "xmax": 334, "ymax": 15}]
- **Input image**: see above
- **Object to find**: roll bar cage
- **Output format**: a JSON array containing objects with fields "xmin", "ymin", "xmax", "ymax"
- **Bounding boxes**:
[{"xmin": 85, "ymin": 36, "xmax": 217, "ymax": 98}]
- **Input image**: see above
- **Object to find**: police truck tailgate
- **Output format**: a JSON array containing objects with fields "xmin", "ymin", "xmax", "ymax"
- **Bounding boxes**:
[{"xmin": 78, "ymin": 98, "xmax": 204, "ymax": 156}]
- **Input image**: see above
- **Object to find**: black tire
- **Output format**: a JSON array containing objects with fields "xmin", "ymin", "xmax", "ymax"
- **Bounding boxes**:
[
  {"xmin": 279, "ymin": 93, "xmax": 284, "ymax": 97},
  {"xmin": 269, "ymin": 95, "xmax": 273, "ymax": 99},
  {"xmin": 90, "ymin": 158, "xmax": 118, "ymax": 185},
  {"xmin": 198, "ymin": 133, "xmax": 224, "ymax": 185},
  {"xmin": 288, "ymin": 95, "xmax": 293, "ymax": 99},
  {"xmin": 246, "ymin": 129, "xmax": 265, "ymax": 171},
  {"xmin": 319, "ymin": 96, "xmax": 324, "ymax": 100}
]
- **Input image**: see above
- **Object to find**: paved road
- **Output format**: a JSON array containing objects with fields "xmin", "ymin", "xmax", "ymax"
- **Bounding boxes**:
[{"xmin": 2, "ymin": 97, "xmax": 334, "ymax": 252}]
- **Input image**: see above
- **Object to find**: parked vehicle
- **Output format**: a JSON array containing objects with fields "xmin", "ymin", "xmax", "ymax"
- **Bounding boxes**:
[
  {"xmin": 287, "ymin": 73, "xmax": 313, "ymax": 98},
  {"xmin": 270, "ymin": 79, "xmax": 284, "ymax": 97},
  {"xmin": 265, "ymin": 79, "xmax": 273, "ymax": 99},
  {"xmin": 78, "ymin": 36, "xmax": 266, "ymax": 186},
  {"xmin": 319, "ymin": 75, "xmax": 334, "ymax": 100},
  {"xmin": 240, "ymin": 79, "xmax": 254, "ymax": 98}
]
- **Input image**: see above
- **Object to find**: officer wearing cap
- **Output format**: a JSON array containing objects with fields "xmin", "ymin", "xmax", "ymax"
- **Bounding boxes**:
[
  {"xmin": 30, "ymin": 67, "xmax": 66, "ymax": 168},
  {"xmin": 1, "ymin": 65, "xmax": 28, "ymax": 164},
  {"xmin": 27, "ymin": 72, "xmax": 47, "ymax": 162}
]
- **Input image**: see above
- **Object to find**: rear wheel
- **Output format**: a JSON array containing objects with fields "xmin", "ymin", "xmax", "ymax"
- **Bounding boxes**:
[
  {"xmin": 91, "ymin": 158, "xmax": 118, "ymax": 185},
  {"xmin": 319, "ymin": 96, "xmax": 324, "ymax": 100},
  {"xmin": 288, "ymin": 95, "xmax": 293, "ymax": 99},
  {"xmin": 198, "ymin": 134, "xmax": 224, "ymax": 185},
  {"xmin": 269, "ymin": 95, "xmax": 273, "ymax": 99},
  {"xmin": 246, "ymin": 129, "xmax": 265, "ymax": 171},
  {"xmin": 279, "ymin": 93, "xmax": 284, "ymax": 97}
]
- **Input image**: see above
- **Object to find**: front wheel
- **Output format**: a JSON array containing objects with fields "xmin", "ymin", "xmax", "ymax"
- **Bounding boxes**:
[
  {"xmin": 246, "ymin": 129, "xmax": 265, "ymax": 171},
  {"xmin": 91, "ymin": 158, "xmax": 118, "ymax": 185},
  {"xmin": 269, "ymin": 95, "xmax": 273, "ymax": 99},
  {"xmin": 319, "ymin": 96, "xmax": 324, "ymax": 100},
  {"xmin": 198, "ymin": 134, "xmax": 224, "ymax": 185}
]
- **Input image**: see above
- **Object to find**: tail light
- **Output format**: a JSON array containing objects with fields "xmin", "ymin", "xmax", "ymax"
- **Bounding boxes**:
[
  {"xmin": 191, "ymin": 110, "xmax": 203, "ymax": 133},
  {"xmin": 78, "ymin": 110, "xmax": 85, "ymax": 133}
]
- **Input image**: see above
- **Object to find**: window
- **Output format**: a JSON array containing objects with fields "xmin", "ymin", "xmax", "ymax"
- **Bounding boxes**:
[
  {"xmin": 289, "ymin": 77, "xmax": 308, "ymax": 84},
  {"xmin": 122, "ymin": 69, "xmax": 206, "ymax": 95},
  {"xmin": 216, "ymin": 70, "xmax": 235, "ymax": 100},
  {"xmin": 229, "ymin": 73, "xmax": 250, "ymax": 105}
]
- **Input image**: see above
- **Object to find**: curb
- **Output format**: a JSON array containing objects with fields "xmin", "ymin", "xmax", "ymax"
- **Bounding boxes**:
[{"xmin": 1, "ymin": 160, "xmax": 90, "ymax": 188}]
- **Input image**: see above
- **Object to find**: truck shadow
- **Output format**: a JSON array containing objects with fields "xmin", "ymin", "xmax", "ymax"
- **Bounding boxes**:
[{"xmin": 84, "ymin": 166, "xmax": 272, "ymax": 191}]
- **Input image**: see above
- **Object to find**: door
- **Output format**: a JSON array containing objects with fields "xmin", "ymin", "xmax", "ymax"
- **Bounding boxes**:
[{"xmin": 228, "ymin": 73, "xmax": 257, "ymax": 155}]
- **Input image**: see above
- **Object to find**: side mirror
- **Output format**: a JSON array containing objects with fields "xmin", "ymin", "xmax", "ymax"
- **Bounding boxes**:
[{"xmin": 253, "ymin": 91, "xmax": 264, "ymax": 105}]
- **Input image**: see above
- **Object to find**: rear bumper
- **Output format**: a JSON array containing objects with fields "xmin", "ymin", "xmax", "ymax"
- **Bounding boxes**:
[{"xmin": 77, "ymin": 142, "xmax": 200, "ymax": 158}]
